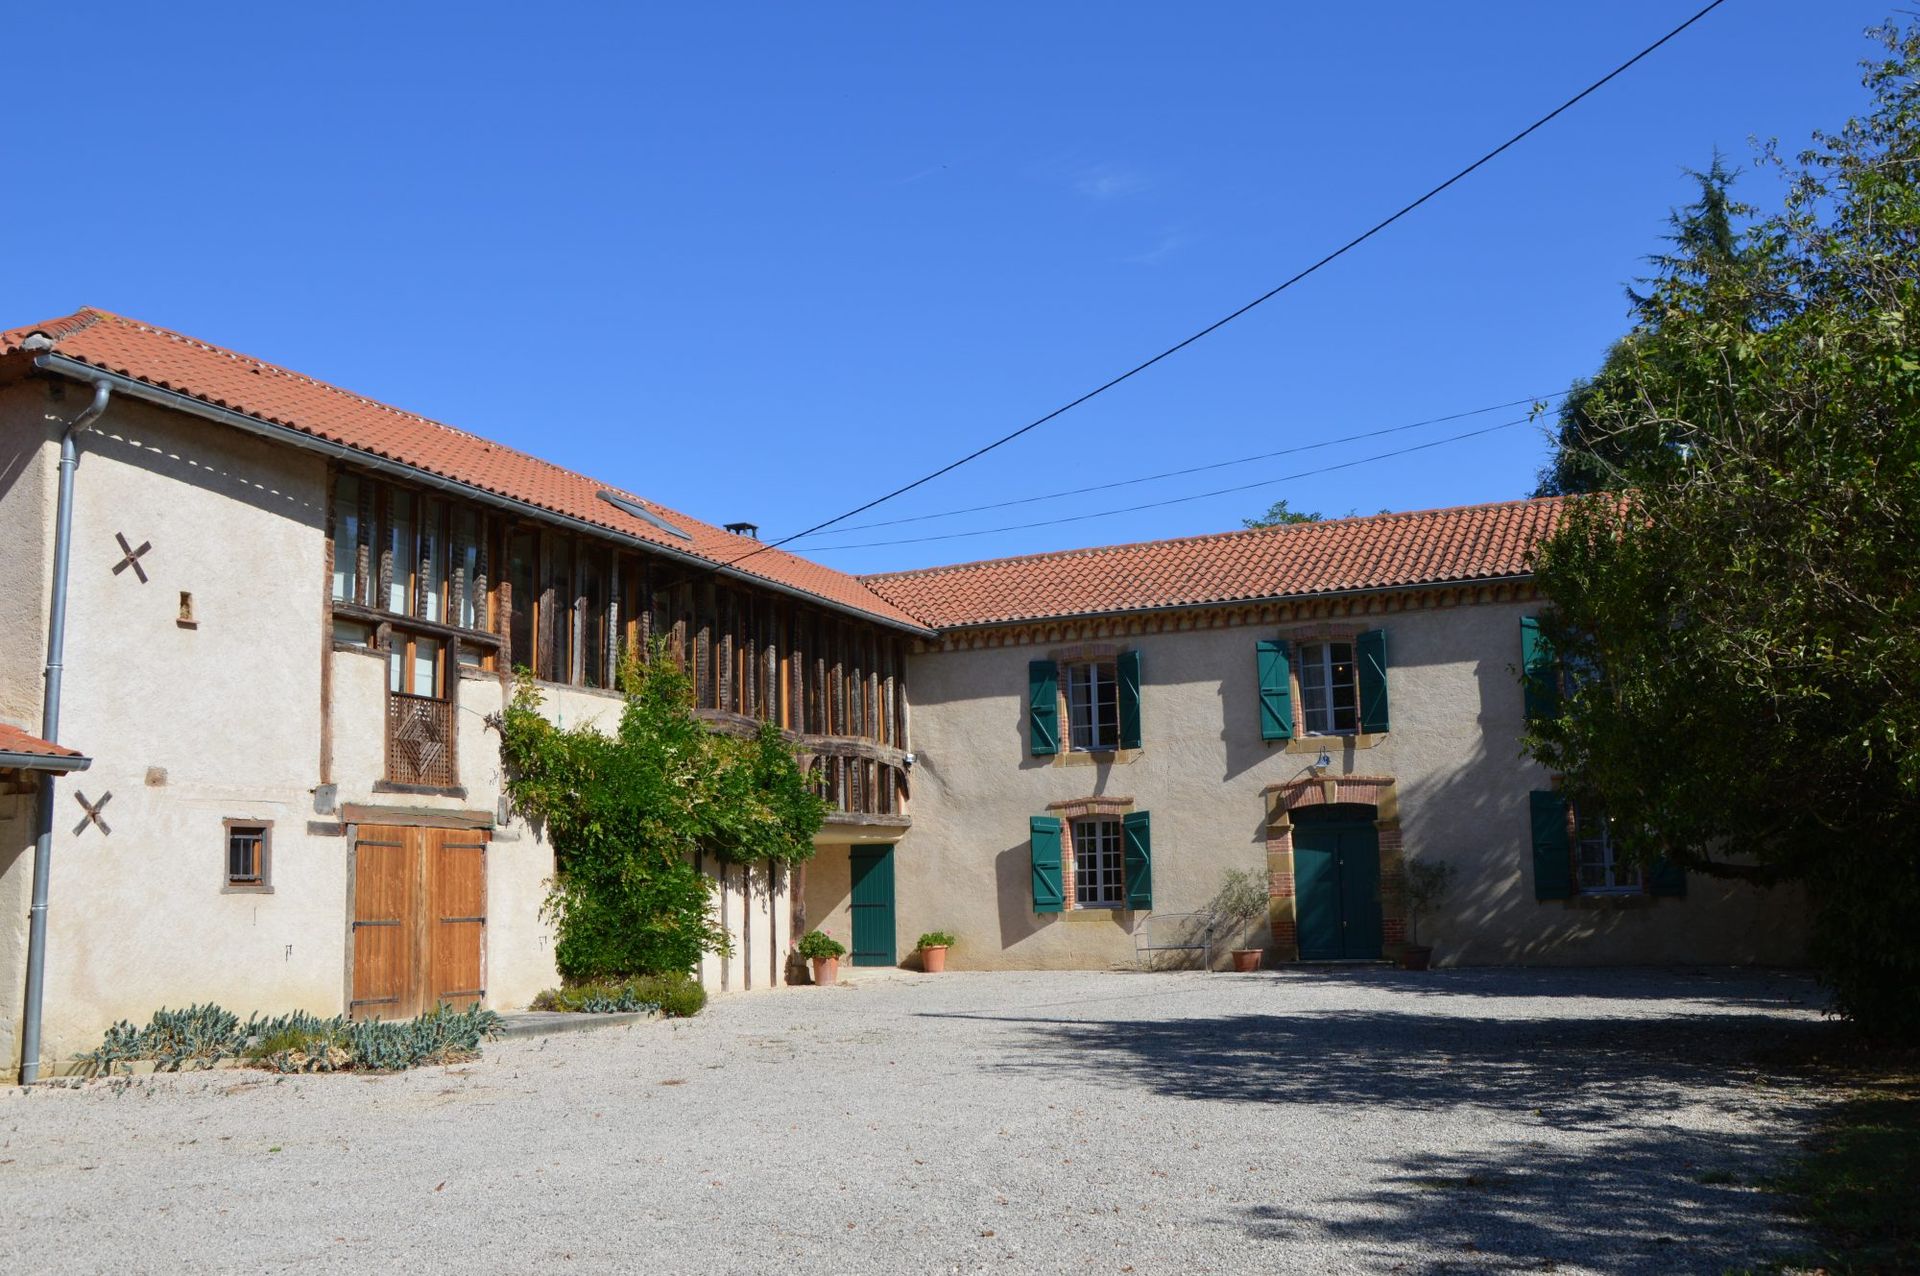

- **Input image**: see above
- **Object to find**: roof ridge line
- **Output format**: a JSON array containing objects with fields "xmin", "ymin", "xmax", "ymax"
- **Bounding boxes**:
[{"xmin": 859, "ymin": 495, "xmax": 1566, "ymax": 583}]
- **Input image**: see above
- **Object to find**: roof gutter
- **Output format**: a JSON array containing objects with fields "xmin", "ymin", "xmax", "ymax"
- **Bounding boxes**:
[
  {"xmin": 30, "ymin": 354, "xmax": 935, "ymax": 638},
  {"xmin": 913, "ymin": 572, "xmax": 1540, "ymax": 636},
  {"xmin": 0, "ymin": 751, "xmax": 91, "ymax": 773},
  {"xmin": 19, "ymin": 373, "xmax": 110, "ymax": 1084}
]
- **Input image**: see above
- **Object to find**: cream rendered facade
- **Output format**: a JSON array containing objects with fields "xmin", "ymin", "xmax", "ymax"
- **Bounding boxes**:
[
  {"xmin": 0, "ymin": 379, "xmax": 802, "ymax": 1077},
  {"xmin": 879, "ymin": 594, "xmax": 1808, "ymax": 971}
]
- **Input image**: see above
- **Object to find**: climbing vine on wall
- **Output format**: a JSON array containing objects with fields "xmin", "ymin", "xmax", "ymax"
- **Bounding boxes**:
[{"xmin": 496, "ymin": 642, "xmax": 826, "ymax": 980}]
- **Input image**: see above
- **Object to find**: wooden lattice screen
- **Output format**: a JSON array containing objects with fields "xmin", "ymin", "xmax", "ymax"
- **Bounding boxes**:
[{"xmin": 386, "ymin": 692, "xmax": 457, "ymax": 788}]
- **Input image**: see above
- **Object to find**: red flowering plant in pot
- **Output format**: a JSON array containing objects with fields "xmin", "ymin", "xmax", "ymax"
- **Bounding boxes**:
[
  {"xmin": 1400, "ymin": 859, "xmax": 1455, "ymax": 972},
  {"xmin": 1215, "ymin": 867, "xmax": 1270, "ymax": 972},
  {"xmin": 797, "ymin": 929, "xmax": 846, "ymax": 985}
]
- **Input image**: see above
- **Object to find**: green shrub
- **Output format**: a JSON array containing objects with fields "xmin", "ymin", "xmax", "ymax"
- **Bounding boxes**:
[
  {"xmin": 496, "ymin": 647, "xmax": 826, "ymax": 982},
  {"xmin": 916, "ymin": 931, "xmax": 956, "ymax": 950},
  {"xmin": 529, "ymin": 974, "xmax": 705, "ymax": 1017},
  {"xmin": 74, "ymin": 1003, "xmax": 503, "ymax": 1076},
  {"xmin": 796, "ymin": 929, "xmax": 846, "ymax": 960}
]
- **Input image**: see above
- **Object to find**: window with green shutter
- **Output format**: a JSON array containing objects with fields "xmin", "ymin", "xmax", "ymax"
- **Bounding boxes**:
[
  {"xmin": 1528, "ymin": 789, "xmax": 1573, "ymax": 900},
  {"xmin": 1028, "ymin": 660, "xmax": 1059, "ymax": 756},
  {"xmin": 1256, "ymin": 640, "xmax": 1293, "ymax": 740},
  {"xmin": 1357, "ymin": 628, "xmax": 1389, "ymax": 733},
  {"xmin": 1117, "ymin": 650, "xmax": 1142, "ymax": 749},
  {"xmin": 1122, "ymin": 811, "xmax": 1153, "ymax": 911},
  {"xmin": 1520, "ymin": 616, "xmax": 1560, "ymax": 721},
  {"xmin": 1030, "ymin": 816, "xmax": 1064, "ymax": 912}
]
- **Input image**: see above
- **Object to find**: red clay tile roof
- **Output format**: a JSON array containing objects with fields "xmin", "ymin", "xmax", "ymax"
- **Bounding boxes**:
[
  {"xmin": 4, "ymin": 309, "xmax": 930, "ymax": 632},
  {"xmin": 860, "ymin": 498, "xmax": 1566, "ymax": 628},
  {"xmin": 0, "ymin": 722, "xmax": 88, "ymax": 769}
]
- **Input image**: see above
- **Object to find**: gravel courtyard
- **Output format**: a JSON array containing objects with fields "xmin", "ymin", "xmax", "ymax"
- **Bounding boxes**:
[{"xmin": 1, "ymin": 967, "xmax": 1831, "ymax": 1274}]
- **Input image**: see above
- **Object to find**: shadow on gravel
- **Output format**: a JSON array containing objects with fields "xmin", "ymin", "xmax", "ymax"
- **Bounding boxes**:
[
  {"xmin": 1261, "ymin": 965, "xmax": 1825, "ymax": 1010},
  {"xmin": 1238, "ymin": 1127, "xmax": 1807, "ymax": 1275},
  {"xmin": 922, "ymin": 1006, "xmax": 1836, "ymax": 1121}
]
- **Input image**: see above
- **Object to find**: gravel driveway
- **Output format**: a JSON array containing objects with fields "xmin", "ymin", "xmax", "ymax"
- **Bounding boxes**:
[{"xmin": 0, "ymin": 967, "xmax": 1830, "ymax": 1274}]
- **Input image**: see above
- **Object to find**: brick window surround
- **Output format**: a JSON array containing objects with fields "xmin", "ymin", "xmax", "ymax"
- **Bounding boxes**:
[
  {"xmin": 1261, "ymin": 775, "xmax": 1407, "ymax": 961},
  {"xmin": 1048, "ymin": 795, "xmax": 1135, "ymax": 910}
]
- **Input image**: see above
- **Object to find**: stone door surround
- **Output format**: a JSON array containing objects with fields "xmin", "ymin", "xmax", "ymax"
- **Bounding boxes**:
[{"xmin": 1263, "ymin": 775, "xmax": 1407, "ymax": 962}]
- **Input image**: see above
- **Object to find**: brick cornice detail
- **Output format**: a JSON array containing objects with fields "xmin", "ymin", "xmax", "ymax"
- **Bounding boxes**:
[
  {"xmin": 921, "ymin": 581, "xmax": 1538, "ymax": 652},
  {"xmin": 1047, "ymin": 795, "xmax": 1135, "ymax": 818}
]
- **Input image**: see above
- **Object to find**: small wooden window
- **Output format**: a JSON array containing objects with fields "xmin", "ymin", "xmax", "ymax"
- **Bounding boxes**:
[{"xmin": 224, "ymin": 820, "xmax": 272, "ymax": 892}]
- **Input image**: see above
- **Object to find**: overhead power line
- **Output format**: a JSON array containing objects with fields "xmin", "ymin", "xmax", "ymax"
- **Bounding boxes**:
[
  {"xmin": 804, "ymin": 414, "xmax": 1534, "ymax": 552},
  {"xmin": 717, "ymin": 0, "xmax": 1729, "ymax": 570},
  {"xmin": 791, "ymin": 392, "xmax": 1563, "ymax": 537}
]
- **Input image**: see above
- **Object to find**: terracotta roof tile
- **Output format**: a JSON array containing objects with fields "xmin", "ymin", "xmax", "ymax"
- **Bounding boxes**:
[
  {"xmin": 860, "ymin": 498, "xmax": 1566, "ymax": 628},
  {"xmin": 4, "ymin": 309, "xmax": 930, "ymax": 632},
  {"xmin": 0, "ymin": 722, "xmax": 88, "ymax": 767}
]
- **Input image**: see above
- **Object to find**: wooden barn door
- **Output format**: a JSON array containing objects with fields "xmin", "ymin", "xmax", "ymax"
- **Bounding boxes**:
[{"xmin": 351, "ymin": 823, "xmax": 489, "ymax": 1019}]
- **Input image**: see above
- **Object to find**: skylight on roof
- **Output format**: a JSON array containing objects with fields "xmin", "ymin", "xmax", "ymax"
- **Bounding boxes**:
[{"xmin": 597, "ymin": 490, "xmax": 693, "ymax": 541}]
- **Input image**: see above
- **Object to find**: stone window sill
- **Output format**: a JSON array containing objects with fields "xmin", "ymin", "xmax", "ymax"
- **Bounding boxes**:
[{"xmin": 1283, "ymin": 733, "xmax": 1385, "ymax": 754}]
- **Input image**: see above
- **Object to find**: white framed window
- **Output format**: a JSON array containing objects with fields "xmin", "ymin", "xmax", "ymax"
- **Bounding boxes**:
[
  {"xmin": 1066, "ymin": 661, "xmax": 1120, "ymax": 752},
  {"xmin": 1298, "ymin": 641, "xmax": 1359, "ymax": 736},
  {"xmin": 1574, "ymin": 802, "xmax": 1641, "ymax": 893},
  {"xmin": 1073, "ymin": 817, "xmax": 1125, "ymax": 907}
]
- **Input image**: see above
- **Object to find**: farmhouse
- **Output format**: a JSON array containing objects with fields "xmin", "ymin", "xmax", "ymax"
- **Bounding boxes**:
[
  {"xmin": 1, "ymin": 310, "xmax": 1805, "ymax": 1080},
  {"xmin": 852, "ymin": 516, "xmax": 1804, "ymax": 969},
  {"xmin": 0, "ymin": 310, "xmax": 925, "ymax": 1078}
]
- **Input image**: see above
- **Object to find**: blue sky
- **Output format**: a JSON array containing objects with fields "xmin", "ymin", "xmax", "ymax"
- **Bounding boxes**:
[{"xmin": 3, "ymin": 2, "xmax": 1893, "ymax": 574}]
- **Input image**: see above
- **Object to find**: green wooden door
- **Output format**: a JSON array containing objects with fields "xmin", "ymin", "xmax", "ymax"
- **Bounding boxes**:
[
  {"xmin": 1290, "ymin": 811, "xmax": 1383, "ymax": 961},
  {"xmin": 849, "ymin": 846, "xmax": 896, "ymax": 967}
]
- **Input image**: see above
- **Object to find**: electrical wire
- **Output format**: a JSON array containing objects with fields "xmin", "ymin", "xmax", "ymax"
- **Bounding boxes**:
[
  {"xmin": 804, "ymin": 414, "xmax": 1534, "ymax": 552},
  {"xmin": 717, "ymin": 0, "xmax": 1730, "ymax": 570},
  {"xmin": 790, "ymin": 392, "xmax": 1562, "ymax": 537}
]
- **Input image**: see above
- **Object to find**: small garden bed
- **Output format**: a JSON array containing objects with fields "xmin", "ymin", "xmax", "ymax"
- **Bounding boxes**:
[
  {"xmin": 528, "ymin": 974, "xmax": 706, "ymax": 1017},
  {"xmin": 75, "ymin": 1002, "xmax": 503, "ymax": 1077}
]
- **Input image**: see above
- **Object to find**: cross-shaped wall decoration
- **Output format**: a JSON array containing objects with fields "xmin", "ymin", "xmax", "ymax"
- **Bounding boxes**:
[
  {"xmin": 112, "ymin": 532, "xmax": 152, "ymax": 584},
  {"xmin": 73, "ymin": 790, "xmax": 112, "ymax": 836}
]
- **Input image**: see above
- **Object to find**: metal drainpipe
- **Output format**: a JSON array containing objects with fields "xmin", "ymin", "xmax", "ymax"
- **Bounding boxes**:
[{"xmin": 18, "ymin": 377, "xmax": 111, "ymax": 1084}]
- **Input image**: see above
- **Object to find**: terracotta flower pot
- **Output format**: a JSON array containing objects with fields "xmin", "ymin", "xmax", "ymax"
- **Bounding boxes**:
[
  {"xmin": 921, "ymin": 945, "xmax": 949, "ymax": 973},
  {"xmin": 1399, "ymin": 945, "xmax": 1433, "ymax": 972},
  {"xmin": 1230, "ymin": 948, "xmax": 1263, "ymax": 973},
  {"xmin": 811, "ymin": 955, "xmax": 839, "ymax": 986}
]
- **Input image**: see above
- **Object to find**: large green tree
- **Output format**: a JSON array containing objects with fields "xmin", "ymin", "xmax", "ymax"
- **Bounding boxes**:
[
  {"xmin": 1527, "ymin": 25, "xmax": 1920, "ymax": 1038},
  {"xmin": 1535, "ymin": 156, "xmax": 1754, "ymax": 497}
]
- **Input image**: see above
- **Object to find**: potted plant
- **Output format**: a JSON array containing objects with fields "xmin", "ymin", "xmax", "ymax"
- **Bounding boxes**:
[
  {"xmin": 797, "ymin": 929, "xmax": 846, "ymax": 985},
  {"xmin": 916, "ymin": 931, "xmax": 956, "ymax": 973},
  {"xmin": 1215, "ymin": 867, "xmax": 1270, "ymax": 972},
  {"xmin": 1400, "ymin": 859, "xmax": 1455, "ymax": 971}
]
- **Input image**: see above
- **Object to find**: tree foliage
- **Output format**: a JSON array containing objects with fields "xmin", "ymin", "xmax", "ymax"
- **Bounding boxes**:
[
  {"xmin": 1535, "ymin": 156, "xmax": 1756, "ymax": 497},
  {"xmin": 1527, "ymin": 25, "xmax": 1920, "ymax": 1038},
  {"xmin": 1242, "ymin": 498, "xmax": 1323, "ymax": 528},
  {"xmin": 496, "ymin": 644, "xmax": 826, "ymax": 981}
]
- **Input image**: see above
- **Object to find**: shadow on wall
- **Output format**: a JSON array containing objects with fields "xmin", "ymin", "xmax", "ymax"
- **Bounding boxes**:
[
  {"xmin": 995, "ymin": 841, "xmax": 1053, "ymax": 950},
  {"xmin": 1241, "ymin": 1125, "xmax": 1808, "ymax": 1274},
  {"xmin": 1397, "ymin": 674, "xmax": 1808, "ymax": 966}
]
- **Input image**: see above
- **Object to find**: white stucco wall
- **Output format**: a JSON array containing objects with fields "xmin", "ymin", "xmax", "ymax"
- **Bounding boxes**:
[{"xmin": 889, "ymin": 600, "xmax": 1808, "ymax": 971}]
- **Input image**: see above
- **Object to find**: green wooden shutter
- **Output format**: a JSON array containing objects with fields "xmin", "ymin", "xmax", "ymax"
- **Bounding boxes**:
[
  {"xmin": 1030, "ymin": 816, "xmax": 1063, "ymax": 913},
  {"xmin": 1649, "ymin": 856, "xmax": 1687, "ymax": 898},
  {"xmin": 1122, "ymin": 811, "xmax": 1153, "ymax": 911},
  {"xmin": 1528, "ymin": 790, "xmax": 1573, "ymax": 900},
  {"xmin": 1256, "ymin": 640, "xmax": 1293, "ymax": 740},
  {"xmin": 1117, "ymin": 650, "xmax": 1143, "ymax": 750},
  {"xmin": 1357, "ymin": 628, "xmax": 1390, "ymax": 734},
  {"xmin": 1028, "ymin": 660, "xmax": 1059, "ymax": 756},
  {"xmin": 1520, "ymin": 616, "xmax": 1560, "ymax": 721}
]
